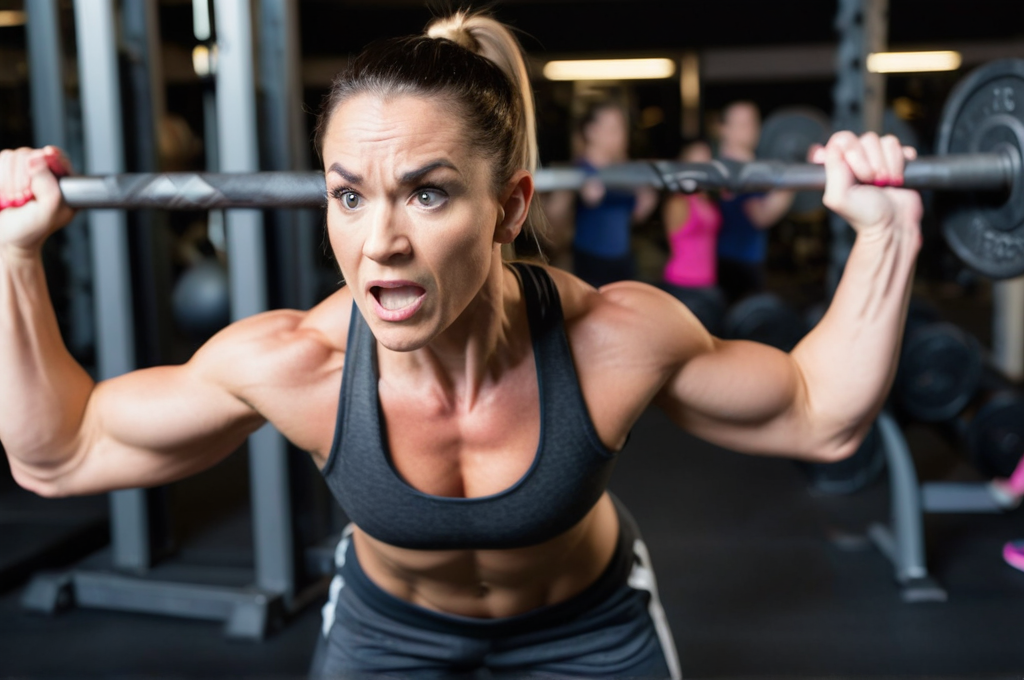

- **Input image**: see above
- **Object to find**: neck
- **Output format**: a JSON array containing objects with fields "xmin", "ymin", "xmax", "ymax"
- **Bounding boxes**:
[
  {"xmin": 583, "ymin": 147, "xmax": 620, "ymax": 167},
  {"xmin": 381, "ymin": 252, "xmax": 528, "ymax": 411},
  {"xmin": 719, "ymin": 142, "xmax": 754, "ymax": 162}
]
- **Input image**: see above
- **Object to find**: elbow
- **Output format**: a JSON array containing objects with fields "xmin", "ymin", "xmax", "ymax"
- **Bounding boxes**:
[
  {"xmin": 10, "ymin": 466, "xmax": 69, "ymax": 498},
  {"xmin": 807, "ymin": 428, "xmax": 868, "ymax": 464}
]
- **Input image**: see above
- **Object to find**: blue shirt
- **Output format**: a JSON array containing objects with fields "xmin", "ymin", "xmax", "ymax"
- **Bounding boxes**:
[
  {"xmin": 716, "ymin": 192, "xmax": 767, "ymax": 263},
  {"xmin": 572, "ymin": 160, "xmax": 637, "ymax": 259}
]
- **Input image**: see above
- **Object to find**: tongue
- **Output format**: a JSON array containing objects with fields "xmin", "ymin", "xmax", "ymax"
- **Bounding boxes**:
[{"xmin": 377, "ymin": 285, "xmax": 423, "ymax": 311}]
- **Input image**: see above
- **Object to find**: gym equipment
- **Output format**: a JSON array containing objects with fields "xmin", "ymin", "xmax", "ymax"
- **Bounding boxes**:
[
  {"xmin": 55, "ymin": 153, "xmax": 1012, "ymax": 208},
  {"xmin": 171, "ymin": 259, "xmax": 231, "ymax": 340},
  {"xmin": 894, "ymin": 321, "xmax": 983, "ymax": 423},
  {"xmin": 936, "ymin": 59, "xmax": 1024, "ymax": 280},
  {"xmin": 962, "ymin": 366, "xmax": 1024, "ymax": 479},
  {"xmin": 660, "ymin": 285, "xmax": 727, "ymax": 336},
  {"xmin": 722, "ymin": 293, "xmax": 805, "ymax": 352},
  {"xmin": 799, "ymin": 420, "xmax": 885, "ymax": 495},
  {"xmin": 756, "ymin": 107, "xmax": 831, "ymax": 215},
  {"xmin": 49, "ymin": 60, "xmax": 1024, "ymax": 278}
]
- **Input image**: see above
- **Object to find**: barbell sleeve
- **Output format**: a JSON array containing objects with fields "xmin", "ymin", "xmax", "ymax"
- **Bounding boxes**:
[{"xmin": 56, "ymin": 151, "xmax": 1018, "ymax": 210}]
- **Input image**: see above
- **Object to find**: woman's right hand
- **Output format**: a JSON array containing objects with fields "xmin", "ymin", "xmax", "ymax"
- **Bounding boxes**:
[{"xmin": 0, "ymin": 146, "xmax": 75, "ymax": 256}]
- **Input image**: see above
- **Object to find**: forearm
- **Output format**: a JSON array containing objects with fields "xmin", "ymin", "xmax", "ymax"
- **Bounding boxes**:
[
  {"xmin": 746, "ymin": 190, "xmax": 794, "ymax": 228},
  {"xmin": 791, "ymin": 220, "xmax": 919, "ymax": 451},
  {"xmin": 0, "ymin": 248, "xmax": 95, "ymax": 467}
]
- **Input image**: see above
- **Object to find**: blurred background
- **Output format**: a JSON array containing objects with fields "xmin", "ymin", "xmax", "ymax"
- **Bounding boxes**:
[{"xmin": 2, "ymin": 1, "xmax": 1024, "ymax": 677}]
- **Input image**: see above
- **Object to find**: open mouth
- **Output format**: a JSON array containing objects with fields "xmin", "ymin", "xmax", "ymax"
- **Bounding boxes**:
[{"xmin": 369, "ymin": 282, "xmax": 427, "ymax": 320}]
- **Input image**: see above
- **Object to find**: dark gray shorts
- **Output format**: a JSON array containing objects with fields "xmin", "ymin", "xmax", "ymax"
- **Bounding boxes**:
[{"xmin": 310, "ymin": 499, "xmax": 680, "ymax": 679}]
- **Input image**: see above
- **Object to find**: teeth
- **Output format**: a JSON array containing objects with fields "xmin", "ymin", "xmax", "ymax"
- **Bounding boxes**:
[{"xmin": 377, "ymin": 286, "xmax": 422, "ymax": 311}]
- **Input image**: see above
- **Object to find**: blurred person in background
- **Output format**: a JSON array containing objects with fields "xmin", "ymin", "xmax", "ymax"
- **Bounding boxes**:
[
  {"xmin": 545, "ymin": 101, "xmax": 657, "ymax": 287},
  {"xmin": 659, "ymin": 140, "xmax": 726, "ymax": 333},
  {"xmin": 715, "ymin": 101, "xmax": 795, "ymax": 303}
]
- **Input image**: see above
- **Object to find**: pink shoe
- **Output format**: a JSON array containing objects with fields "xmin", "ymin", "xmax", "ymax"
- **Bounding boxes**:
[{"xmin": 1003, "ymin": 541, "xmax": 1024, "ymax": 572}]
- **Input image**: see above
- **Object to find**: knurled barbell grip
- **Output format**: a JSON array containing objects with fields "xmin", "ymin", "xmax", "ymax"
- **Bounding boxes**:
[
  {"xmin": 57, "ymin": 151, "xmax": 1018, "ymax": 210},
  {"xmin": 59, "ymin": 171, "xmax": 328, "ymax": 209},
  {"xmin": 653, "ymin": 151, "xmax": 1016, "ymax": 194}
]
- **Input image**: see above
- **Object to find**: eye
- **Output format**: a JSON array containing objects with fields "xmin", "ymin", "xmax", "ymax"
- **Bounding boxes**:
[
  {"xmin": 342, "ymin": 191, "xmax": 361, "ymax": 209},
  {"xmin": 414, "ymin": 189, "xmax": 447, "ymax": 209}
]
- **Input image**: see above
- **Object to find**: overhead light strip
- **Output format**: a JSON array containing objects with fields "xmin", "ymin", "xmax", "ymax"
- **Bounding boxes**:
[
  {"xmin": 866, "ymin": 51, "xmax": 962, "ymax": 74},
  {"xmin": 543, "ymin": 58, "xmax": 676, "ymax": 81},
  {"xmin": 0, "ymin": 10, "xmax": 27, "ymax": 28}
]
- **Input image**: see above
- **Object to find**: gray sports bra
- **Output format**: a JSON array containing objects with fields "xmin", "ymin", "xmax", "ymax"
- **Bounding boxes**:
[{"xmin": 319, "ymin": 263, "xmax": 618, "ymax": 550}]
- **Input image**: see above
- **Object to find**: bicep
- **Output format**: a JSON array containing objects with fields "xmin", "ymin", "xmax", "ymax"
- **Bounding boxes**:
[{"xmin": 655, "ymin": 338, "xmax": 813, "ymax": 457}]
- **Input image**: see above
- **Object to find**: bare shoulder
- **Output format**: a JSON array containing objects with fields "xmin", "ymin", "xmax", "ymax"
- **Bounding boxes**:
[
  {"xmin": 189, "ymin": 286, "xmax": 353, "ymax": 393},
  {"xmin": 544, "ymin": 265, "xmax": 713, "ymax": 369}
]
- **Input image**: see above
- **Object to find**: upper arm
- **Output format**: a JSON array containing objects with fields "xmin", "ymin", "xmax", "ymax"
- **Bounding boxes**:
[
  {"xmin": 654, "ymin": 338, "xmax": 817, "ymax": 458},
  {"xmin": 12, "ymin": 314, "xmax": 302, "ymax": 497},
  {"xmin": 662, "ymin": 195, "xmax": 690, "ymax": 238}
]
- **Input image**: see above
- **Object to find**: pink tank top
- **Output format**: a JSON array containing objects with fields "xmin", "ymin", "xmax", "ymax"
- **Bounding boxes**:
[{"xmin": 663, "ymin": 194, "xmax": 721, "ymax": 288}]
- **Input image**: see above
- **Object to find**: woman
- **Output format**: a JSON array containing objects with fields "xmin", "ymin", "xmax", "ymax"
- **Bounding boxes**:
[
  {"xmin": 660, "ymin": 140, "xmax": 727, "ymax": 334},
  {"xmin": 544, "ymin": 100, "xmax": 659, "ymax": 288},
  {"xmin": 0, "ymin": 11, "xmax": 921, "ymax": 680}
]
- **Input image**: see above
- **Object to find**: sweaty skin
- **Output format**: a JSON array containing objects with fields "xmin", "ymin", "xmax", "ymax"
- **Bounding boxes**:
[{"xmin": 0, "ymin": 95, "xmax": 921, "ymax": 619}]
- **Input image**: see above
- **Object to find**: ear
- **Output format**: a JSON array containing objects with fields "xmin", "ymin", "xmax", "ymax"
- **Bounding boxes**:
[{"xmin": 493, "ymin": 170, "xmax": 534, "ymax": 245}]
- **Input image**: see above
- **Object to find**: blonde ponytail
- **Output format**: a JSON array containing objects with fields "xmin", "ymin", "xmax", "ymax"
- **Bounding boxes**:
[{"xmin": 427, "ymin": 12, "xmax": 538, "ymax": 173}]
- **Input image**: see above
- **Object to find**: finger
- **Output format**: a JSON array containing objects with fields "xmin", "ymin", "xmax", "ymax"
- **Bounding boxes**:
[
  {"xmin": 0, "ymin": 149, "xmax": 13, "ymax": 205},
  {"xmin": 857, "ymin": 132, "xmax": 888, "ymax": 185},
  {"xmin": 880, "ymin": 135, "xmax": 905, "ymax": 186},
  {"xmin": 16, "ymin": 149, "xmax": 32, "ymax": 202},
  {"xmin": 808, "ymin": 143, "xmax": 825, "ymax": 163},
  {"xmin": 822, "ymin": 134, "xmax": 856, "ymax": 210},
  {"xmin": 903, "ymin": 146, "xmax": 918, "ymax": 161},
  {"xmin": 27, "ymin": 150, "xmax": 63, "ymax": 212},
  {"xmin": 831, "ymin": 131, "xmax": 878, "ymax": 186},
  {"xmin": 43, "ymin": 146, "xmax": 74, "ymax": 177}
]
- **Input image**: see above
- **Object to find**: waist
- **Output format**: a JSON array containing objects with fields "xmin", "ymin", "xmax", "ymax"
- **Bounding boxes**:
[{"xmin": 340, "ymin": 496, "xmax": 633, "ymax": 637}]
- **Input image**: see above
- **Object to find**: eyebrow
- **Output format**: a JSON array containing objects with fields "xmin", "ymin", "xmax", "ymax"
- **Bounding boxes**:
[
  {"xmin": 325, "ymin": 160, "xmax": 459, "ymax": 186},
  {"xmin": 399, "ymin": 160, "xmax": 459, "ymax": 184},
  {"xmin": 327, "ymin": 163, "xmax": 362, "ymax": 184}
]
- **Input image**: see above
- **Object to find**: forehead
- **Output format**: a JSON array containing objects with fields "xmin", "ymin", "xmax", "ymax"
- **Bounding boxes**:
[{"xmin": 322, "ymin": 93, "xmax": 473, "ymax": 167}]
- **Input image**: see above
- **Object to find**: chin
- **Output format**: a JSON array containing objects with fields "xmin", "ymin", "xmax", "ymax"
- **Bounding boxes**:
[{"xmin": 368, "ymin": 322, "xmax": 436, "ymax": 353}]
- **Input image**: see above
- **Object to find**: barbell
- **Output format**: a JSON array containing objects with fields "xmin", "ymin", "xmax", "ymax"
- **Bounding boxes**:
[{"xmin": 48, "ymin": 59, "xmax": 1024, "ymax": 279}]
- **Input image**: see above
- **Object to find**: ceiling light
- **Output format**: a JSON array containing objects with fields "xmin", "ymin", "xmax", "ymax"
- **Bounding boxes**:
[
  {"xmin": 0, "ymin": 10, "xmax": 27, "ymax": 28},
  {"xmin": 543, "ymin": 58, "xmax": 676, "ymax": 81},
  {"xmin": 866, "ymin": 51, "xmax": 962, "ymax": 74}
]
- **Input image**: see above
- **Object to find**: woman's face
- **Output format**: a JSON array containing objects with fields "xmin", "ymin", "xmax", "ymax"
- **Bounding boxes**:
[
  {"xmin": 584, "ymin": 107, "xmax": 628, "ymax": 160},
  {"xmin": 321, "ymin": 93, "xmax": 507, "ymax": 351}
]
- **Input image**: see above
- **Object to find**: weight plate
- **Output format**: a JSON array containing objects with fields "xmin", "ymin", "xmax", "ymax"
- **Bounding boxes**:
[
  {"xmin": 966, "ymin": 391, "xmax": 1024, "ymax": 478},
  {"xmin": 895, "ymin": 322, "xmax": 983, "ymax": 422},
  {"xmin": 936, "ymin": 59, "xmax": 1024, "ymax": 279},
  {"xmin": 723, "ymin": 293, "xmax": 806, "ymax": 351},
  {"xmin": 758, "ymin": 107, "xmax": 831, "ymax": 216}
]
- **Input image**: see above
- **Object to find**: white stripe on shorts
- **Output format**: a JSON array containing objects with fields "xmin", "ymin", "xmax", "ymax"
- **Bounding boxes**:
[
  {"xmin": 321, "ymin": 524, "xmax": 355, "ymax": 638},
  {"xmin": 629, "ymin": 538, "xmax": 682, "ymax": 680}
]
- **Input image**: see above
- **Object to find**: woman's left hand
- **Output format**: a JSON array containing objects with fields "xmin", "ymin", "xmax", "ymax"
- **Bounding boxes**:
[{"xmin": 810, "ymin": 131, "xmax": 923, "ymax": 239}]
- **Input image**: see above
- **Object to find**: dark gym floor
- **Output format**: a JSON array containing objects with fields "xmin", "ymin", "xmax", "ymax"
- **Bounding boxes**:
[{"xmin": 2, "ymin": 404, "xmax": 1024, "ymax": 678}]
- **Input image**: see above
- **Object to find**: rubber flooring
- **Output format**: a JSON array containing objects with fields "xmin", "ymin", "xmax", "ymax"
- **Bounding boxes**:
[{"xmin": 2, "ymin": 407, "xmax": 1024, "ymax": 678}]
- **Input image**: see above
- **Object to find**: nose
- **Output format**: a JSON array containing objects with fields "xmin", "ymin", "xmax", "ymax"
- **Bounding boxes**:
[{"xmin": 362, "ymin": 203, "xmax": 412, "ymax": 263}]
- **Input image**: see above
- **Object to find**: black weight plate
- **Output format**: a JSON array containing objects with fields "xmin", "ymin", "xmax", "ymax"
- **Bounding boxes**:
[
  {"xmin": 895, "ymin": 322, "xmax": 983, "ymax": 422},
  {"xmin": 723, "ymin": 293, "xmax": 806, "ymax": 351},
  {"xmin": 936, "ymin": 59, "xmax": 1024, "ymax": 279},
  {"xmin": 758, "ymin": 107, "xmax": 831, "ymax": 216},
  {"xmin": 798, "ymin": 421, "xmax": 885, "ymax": 495},
  {"xmin": 966, "ymin": 391, "xmax": 1024, "ymax": 478}
]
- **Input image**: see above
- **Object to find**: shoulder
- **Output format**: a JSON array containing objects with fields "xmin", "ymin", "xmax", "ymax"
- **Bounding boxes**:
[
  {"xmin": 543, "ymin": 265, "xmax": 713, "ymax": 370},
  {"xmin": 188, "ymin": 286, "xmax": 353, "ymax": 392}
]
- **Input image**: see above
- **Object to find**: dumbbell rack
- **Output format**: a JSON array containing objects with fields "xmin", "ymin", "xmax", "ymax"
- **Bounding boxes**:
[{"xmin": 867, "ymin": 412, "xmax": 1009, "ymax": 602}]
